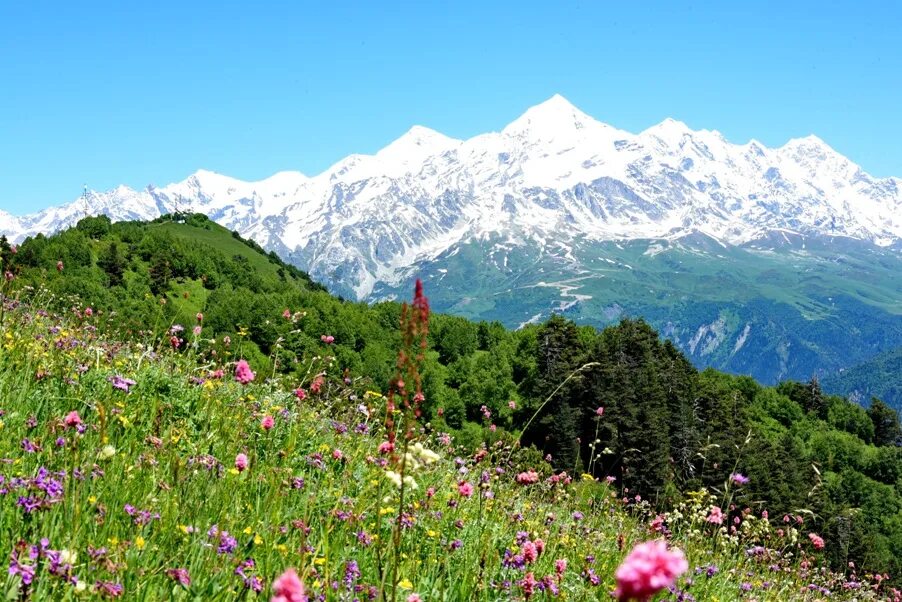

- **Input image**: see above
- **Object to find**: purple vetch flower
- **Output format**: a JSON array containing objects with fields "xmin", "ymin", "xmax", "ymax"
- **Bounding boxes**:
[
  {"xmin": 8, "ymin": 550, "xmax": 36, "ymax": 585},
  {"xmin": 94, "ymin": 580, "xmax": 124, "ymax": 598},
  {"xmin": 343, "ymin": 560, "xmax": 361, "ymax": 588}
]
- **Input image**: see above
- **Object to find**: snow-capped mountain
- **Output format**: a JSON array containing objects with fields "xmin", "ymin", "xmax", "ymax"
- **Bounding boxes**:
[{"xmin": 2, "ymin": 94, "xmax": 900, "ymax": 300}]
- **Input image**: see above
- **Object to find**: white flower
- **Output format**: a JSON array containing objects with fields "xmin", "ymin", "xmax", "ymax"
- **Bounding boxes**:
[
  {"xmin": 99, "ymin": 445, "xmax": 116, "ymax": 459},
  {"xmin": 59, "ymin": 549, "xmax": 78, "ymax": 565},
  {"xmin": 385, "ymin": 470, "xmax": 403, "ymax": 488}
]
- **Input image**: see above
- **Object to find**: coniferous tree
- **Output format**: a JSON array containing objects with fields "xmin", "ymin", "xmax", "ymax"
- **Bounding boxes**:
[
  {"xmin": 98, "ymin": 241, "xmax": 126, "ymax": 287},
  {"xmin": 869, "ymin": 398, "xmax": 902, "ymax": 447}
]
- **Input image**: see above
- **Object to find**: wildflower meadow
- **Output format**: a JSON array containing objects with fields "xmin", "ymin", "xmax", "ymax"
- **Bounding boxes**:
[{"xmin": 1, "ymin": 273, "xmax": 898, "ymax": 601}]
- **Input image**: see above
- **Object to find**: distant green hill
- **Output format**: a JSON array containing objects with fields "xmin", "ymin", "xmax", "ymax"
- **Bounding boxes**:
[{"xmin": 822, "ymin": 347, "xmax": 902, "ymax": 411}]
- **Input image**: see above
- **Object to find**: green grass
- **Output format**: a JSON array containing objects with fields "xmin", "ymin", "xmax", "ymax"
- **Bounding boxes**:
[{"xmin": 147, "ymin": 221, "xmax": 285, "ymax": 278}]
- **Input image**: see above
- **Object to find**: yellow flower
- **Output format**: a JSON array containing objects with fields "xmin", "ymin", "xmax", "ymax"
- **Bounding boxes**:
[
  {"xmin": 243, "ymin": 527, "xmax": 253, "ymax": 535},
  {"xmin": 135, "ymin": 536, "xmax": 146, "ymax": 550},
  {"xmin": 398, "ymin": 578, "xmax": 413, "ymax": 589},
  {"xmin": 314, "ymin": 557, "xmax": 326, "ymax": 566},
  {"xmin": 88, "ymin": 496, "xmax": 97, "ymax": 504},
  {"xmin": 253, "ymin": 534, "xmax": 263, "ymax": 545}
]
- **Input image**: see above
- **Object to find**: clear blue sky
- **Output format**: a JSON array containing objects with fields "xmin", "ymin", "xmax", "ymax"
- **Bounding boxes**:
[{"xmin": 1, "ymin": 1, "xmax": 900, "ymax": 214}]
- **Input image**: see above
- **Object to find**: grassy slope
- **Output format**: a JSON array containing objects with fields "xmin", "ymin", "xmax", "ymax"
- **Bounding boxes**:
[{"xmin": 0, "ymin": 300, "xmax": 888, "ymax": 601}]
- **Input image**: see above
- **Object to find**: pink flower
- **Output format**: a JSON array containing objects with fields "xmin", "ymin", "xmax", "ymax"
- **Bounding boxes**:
[
  {"xmin": 196, "ymin": 312, "xmax": 203, "ymax": 322},
  {"xmin": 235, "ymin": 453, "xmax": 249, "ymax": 472},
  {"xmin": 64, "ymin": 411, "xmax": 83, "ymax": 427},
  {"xmin": 294, "ymin": 388, "xmax": 307, "ymax": 400},
  {"xmin": 282, "ymin": 309, "xmax": 291, "ymax": 320},
  {"xmin": 84, "ymin": 307, "xmax": 93, "ymax": 317},
  {"xmin": 378, "ymin": 441, "xmax": 394, "ymax": 454},
  {"xmin": 458, "ymin": 481, "xmax": 474, "ymax": 498},
  {"xmin": 193, "ymin": 325, "xmax": 202, "ymax": 336},
  {"xmin": 596, "ymin": 406, "xmax": 605, "ymax": 416},
  {"xmin": 516, "ymin": 470, "xmax": 540, "ymax": 485},
  {"xmin": 521, "ymin": 572, "xmax": 538, "ymax": 599},
  {"xmin": 56, "ymin": 260, "xmax": 64, "ymax": 272},
  {"xmin": 614, "ymin": 540, "xmax": 688, "ymax": 601},
  {"xmin": 235, "ymin": 359, "xmax": 255, "ymax": 384},
  {"xmin": 310, "ymin": 375, "xmax": 323, "ymax": 394},
  {"xmin": 261, "ymin": 415, "xmax": 274, "ymax": 431},
  {"xmin": 320, "ymin": 334, "xmax": 334, "ymax": 344},
  {"xmin": 271, "ymin": 568, "xmax": 307, "ymax": 602},
  {"xmin": 406, "ymin": 595, "xmax": 421, "ymax": 602},
  {"xmin": 521, "ymin": 540, "xmax": 538, "ymax": 563},
  {"xmin": 808, "ymin": 533, "xmax": 825, "ymax": 550},
  {"xmin": 332, "ymin": 449, "xmax": 343, "ymax": 461},
  {"xmin": 706, "ymin": 506, "xmax": 724, "ymax": 525}
]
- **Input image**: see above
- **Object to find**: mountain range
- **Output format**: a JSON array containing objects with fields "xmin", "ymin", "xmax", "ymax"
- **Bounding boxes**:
[{"xmin": 2, "ymin": 95, "xmax": 901, "ymax": 390}]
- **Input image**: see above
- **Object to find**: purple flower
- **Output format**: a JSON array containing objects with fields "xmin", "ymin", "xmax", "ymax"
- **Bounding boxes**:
[
  {"xmin": 95, "ymin": 580, "xmax": 124, "ymax": 598},
  {"xmin": 107, "ymin": 375, "xmax": 136, "ymax": 393},
  {"xmin": 730, "ymin": 473, "xmax": 750, "ymax": 486}
]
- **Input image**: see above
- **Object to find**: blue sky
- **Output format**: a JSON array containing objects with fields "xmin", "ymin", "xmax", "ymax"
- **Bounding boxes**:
[{"xmin": 1, "ymin": 1, "xmax": 900, "ymax": 214}]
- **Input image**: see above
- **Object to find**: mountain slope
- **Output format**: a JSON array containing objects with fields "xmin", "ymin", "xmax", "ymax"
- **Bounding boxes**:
[{"xmin": 2, "ymin": 95, "xmax": 901, "ymax": 385}]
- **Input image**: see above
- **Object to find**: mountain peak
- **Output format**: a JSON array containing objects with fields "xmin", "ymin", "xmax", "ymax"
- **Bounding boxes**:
[
  {"xmin": 502, "ymin": 94, "xmax": 601, "ymax": 138},
  {"xmin": 372, "ymin": 125, "xmax": 460, "ymax": 169},
  {"xmin": 641, "ymin": 118, "xmax": 693, "ymax": 143}
]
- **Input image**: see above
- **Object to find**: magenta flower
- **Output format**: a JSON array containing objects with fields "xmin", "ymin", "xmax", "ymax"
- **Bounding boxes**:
[
  {"xmin": 261, "ymin": 415, "xmax": 274, "ymax": 431},
  {"xmin": 235, "ymin": 360, "xmax": 255, "ymax": 385},
  {"xmin": 167, "ymin": 568, "xmax": 191, "ymax": 587},
  {"xmin": 235, "ymin": 453, "xmax": 249, "ymax": 472},
  {"xmin": 458, "ymin": 481, "xmax": 474, "ymax": 498},
  {"xmin": 294, "ymin": 388, "xmax": 307, "ymax": 400},
  {"xmin": 64, "ymin": 411, "xmax": 83, "ymax": 428},
  {"xmin": 271, "ymin": 568, "xmax": 307, "ymax": 602},
  {"xmin": 614, "ymin": 540, "xmax": 688, "ymax": 601}
]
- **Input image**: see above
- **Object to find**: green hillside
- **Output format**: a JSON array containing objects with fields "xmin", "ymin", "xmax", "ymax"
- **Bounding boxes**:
[{"xmin": 372, "ymin": 233, "xmax": 902, "ymax": 386}]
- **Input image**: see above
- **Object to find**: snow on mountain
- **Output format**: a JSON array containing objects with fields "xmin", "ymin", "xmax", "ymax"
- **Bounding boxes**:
[{"xmin": 2, "ymin": 95, "xmax": 900, "ymax": 297}]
